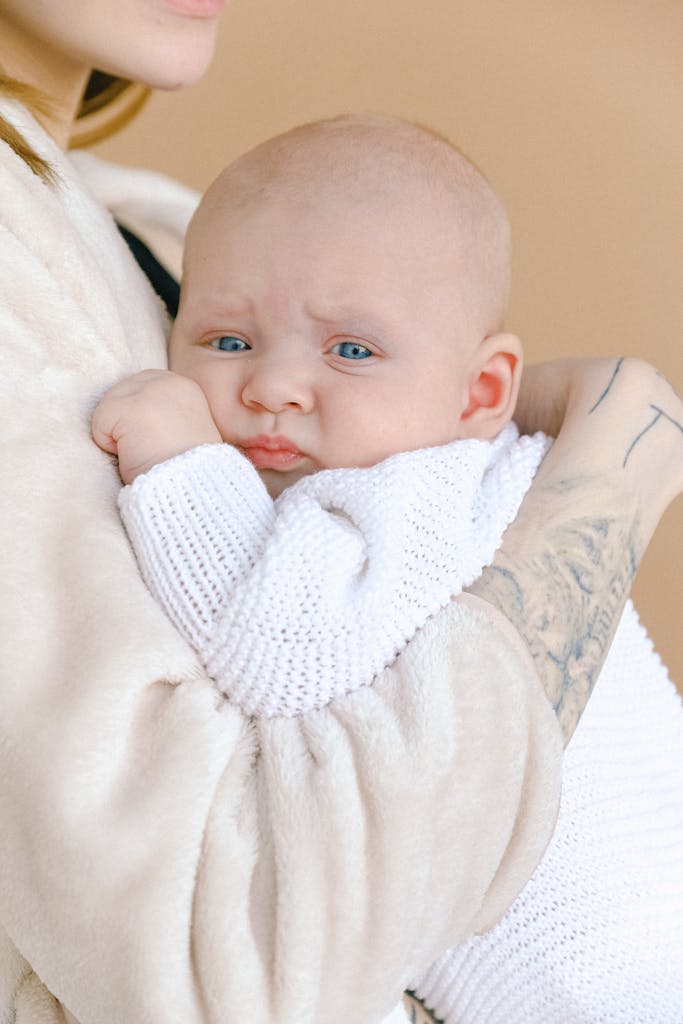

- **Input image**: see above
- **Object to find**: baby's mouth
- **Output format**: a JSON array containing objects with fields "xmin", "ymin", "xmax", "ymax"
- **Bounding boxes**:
[{"xmin": 239, "ymin": 434, "xmax": 306, "ymax": 470}]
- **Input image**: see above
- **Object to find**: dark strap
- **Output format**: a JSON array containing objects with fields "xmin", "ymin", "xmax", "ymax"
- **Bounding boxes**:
[{"xmin": 117, "ymin": 223, "xmax": 180, "ymax": 319}]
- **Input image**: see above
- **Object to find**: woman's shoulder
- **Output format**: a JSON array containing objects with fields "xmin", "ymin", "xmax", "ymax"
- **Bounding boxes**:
[
  {"xmin": 0, "ymin": 96, "xmax": 196, "ymax": 282},
  {"xmin": 69, "ymin": 150, "xmax": 199, "ymax": 282},
  {"xmin": 0, "ymin": 98, "xmax": 171, "ymax": 379},
  {"xmin": 0, "ymin": 97, "xmax": 68, "ymax": 229}
]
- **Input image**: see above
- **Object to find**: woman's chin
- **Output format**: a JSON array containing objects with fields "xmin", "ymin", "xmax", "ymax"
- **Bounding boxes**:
[
  {"xmin": 113, "ymin": 38, "xmax": 218, "ymax": 91},
  {"xmin": 93, "ymin": 10, "xmax": 222, "ymax": 92}
]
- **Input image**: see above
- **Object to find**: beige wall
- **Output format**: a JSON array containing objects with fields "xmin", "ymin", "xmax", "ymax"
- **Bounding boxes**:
[{"xmin": 95, "ymin": 0, "xmax": 682, "ymax": 688}]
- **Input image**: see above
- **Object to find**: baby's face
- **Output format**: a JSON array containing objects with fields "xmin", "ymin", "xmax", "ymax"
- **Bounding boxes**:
[{"xmin": 170, "ymin": 189, "xmax": 477, "ymax": 497}]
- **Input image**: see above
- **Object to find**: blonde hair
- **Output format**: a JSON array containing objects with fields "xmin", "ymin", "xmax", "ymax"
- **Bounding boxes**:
[{"xmin": 0, "ymin": 71, "xmax": 149, "ymax": 181}]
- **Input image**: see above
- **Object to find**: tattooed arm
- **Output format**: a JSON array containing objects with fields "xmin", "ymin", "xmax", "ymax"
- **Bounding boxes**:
[{"xmin": 467, "ymin": 358, "xmax": 683, "ymax": 742}]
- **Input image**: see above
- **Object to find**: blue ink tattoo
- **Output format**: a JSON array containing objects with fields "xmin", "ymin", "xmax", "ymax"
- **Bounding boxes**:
[
  {"xmin": 623, "ymin": 404, "xmax": 683, "ymax": 467},
  {"xmin": 589, "ymin": 357, "xmax": 624, "ymax": 414}
]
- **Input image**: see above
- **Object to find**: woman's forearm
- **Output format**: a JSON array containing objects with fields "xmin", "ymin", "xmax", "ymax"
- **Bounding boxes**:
[{"xmin": 468, "ymin": 358, "xmax": 683, "ymax": 742}]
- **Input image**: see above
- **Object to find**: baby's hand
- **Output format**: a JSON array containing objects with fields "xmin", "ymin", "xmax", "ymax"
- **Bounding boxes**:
[{"xmin": 92, "ymin": 369, "xmax": 222, "ymax": 484}]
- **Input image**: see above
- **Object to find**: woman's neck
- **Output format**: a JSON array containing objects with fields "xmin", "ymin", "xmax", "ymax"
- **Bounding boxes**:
[{"xmin": 0, "ymin": 15, "xmax": 90, "ymax": 148}]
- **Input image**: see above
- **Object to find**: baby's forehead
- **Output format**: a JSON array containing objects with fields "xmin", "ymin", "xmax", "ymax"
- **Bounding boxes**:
[
  {"xmin": 186, "ymin": 116, "xmax": 511, "ymax": 334},
  {"xmin": 205, "ymin": 120, "xmax": 483, "ymax": 221}
]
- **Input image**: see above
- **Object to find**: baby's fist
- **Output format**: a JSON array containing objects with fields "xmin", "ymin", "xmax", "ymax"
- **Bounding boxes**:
[{"xmin": 92, "ymin": 369, "xmax": 222, "ymax": 484}]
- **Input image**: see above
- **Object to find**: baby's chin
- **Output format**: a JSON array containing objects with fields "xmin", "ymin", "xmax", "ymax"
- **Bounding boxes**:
[{"xmin": 258, "ymin": 464, "xmax": 317, "ymax": 499}]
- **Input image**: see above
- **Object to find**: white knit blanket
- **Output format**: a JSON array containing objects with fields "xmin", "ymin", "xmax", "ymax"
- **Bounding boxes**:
[
  {"xmin": 120, "ymin": 424, "xmax": 550, "ymax": 716},
  {"xmin": 413, "ymin": 594, "xmax": 683, "ymax": 1022}
]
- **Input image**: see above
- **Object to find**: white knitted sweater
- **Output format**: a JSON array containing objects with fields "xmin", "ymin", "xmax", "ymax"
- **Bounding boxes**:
[
  {"xmin": 121, "ymin": 425, "xmax": 683, "ymax": 1021},
  {"xmin": 119, "ymin": 423, "xmax": 549, "ymax": 717}
]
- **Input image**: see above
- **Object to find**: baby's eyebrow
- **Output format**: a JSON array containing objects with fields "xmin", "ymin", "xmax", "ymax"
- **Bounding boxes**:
[
  {"xmin": 220, "ymin": 292, "xmax": 255, "ymax": 314},
  {"xmin": 192, "ymin": 291, "xmax": 255, "ymax": 321},
  {"xmin": 304, "ymin": 301, "xmax": 396, "ymax": 337}
]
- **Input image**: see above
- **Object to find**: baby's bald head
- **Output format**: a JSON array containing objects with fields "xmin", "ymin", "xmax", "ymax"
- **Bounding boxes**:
[{"xmin": 186, "ymin": 114, "xmax": 512, "ymax": 339}]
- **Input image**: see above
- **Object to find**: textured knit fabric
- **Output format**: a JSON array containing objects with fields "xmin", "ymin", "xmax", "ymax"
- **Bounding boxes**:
[
  {"xmin": 119, "ymin": 424, "xmax": 550, "ymax": 716},
  {"xmin": 121, "ymin": 425, "xmax": 683, "ymax": 1021},
  {"xmin": 0, "ymin": 98, "xmax": 564, "ymax": 1024},
  {"xmin": 412, "ymin": 598, "xmax": 683, "ymax": 1023}
]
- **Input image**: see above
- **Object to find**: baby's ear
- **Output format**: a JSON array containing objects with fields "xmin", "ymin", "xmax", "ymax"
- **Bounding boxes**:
[{"xmin": 458, "ymin": 333, "xmax": 523, "ymax": 439}]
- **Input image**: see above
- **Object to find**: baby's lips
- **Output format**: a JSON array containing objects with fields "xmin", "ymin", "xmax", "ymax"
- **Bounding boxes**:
[{"xmin": 240, "ymin": 439, "xmax": 306, "ymax": 471}]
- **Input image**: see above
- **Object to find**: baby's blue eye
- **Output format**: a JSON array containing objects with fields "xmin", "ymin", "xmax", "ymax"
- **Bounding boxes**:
[
  {"xmin": 211, "ymin": 336, "xmax": 250, "ymax": 352},
  {"xmin": 330, "ymin": 340, "xmax": 373, "ymax": 360}
]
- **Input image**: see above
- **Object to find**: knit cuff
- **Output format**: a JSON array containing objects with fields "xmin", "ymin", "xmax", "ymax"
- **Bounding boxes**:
[{"xmin": 119, "ymin": 444, "xmax": 274, "ymax": 652}]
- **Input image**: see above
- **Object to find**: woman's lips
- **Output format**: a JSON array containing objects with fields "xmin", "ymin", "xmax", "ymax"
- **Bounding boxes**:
[
  {"xmin": 162, "ymin": 0, "xmax": 225, "ymax": 17},
  {"xmin": 239, "ymin": 435, "xmax": 306, "ymax": 470}
]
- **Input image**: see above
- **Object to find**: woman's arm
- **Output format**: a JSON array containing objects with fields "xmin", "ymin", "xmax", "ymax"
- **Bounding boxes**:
[{"xmin": 468, "ymin": 357, "xmax": 683, "ymax": 741}]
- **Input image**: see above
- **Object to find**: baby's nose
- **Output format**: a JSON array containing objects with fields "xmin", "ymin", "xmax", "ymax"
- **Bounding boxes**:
[{"xmin": 241, "ymin": 360, "xmax": 314, "ymax": 414}]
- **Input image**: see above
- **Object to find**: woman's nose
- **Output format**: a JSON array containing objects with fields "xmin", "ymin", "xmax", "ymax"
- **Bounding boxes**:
[{"xmin": 240, "ymin": 359, "xmax": 314, "ymax": 414}]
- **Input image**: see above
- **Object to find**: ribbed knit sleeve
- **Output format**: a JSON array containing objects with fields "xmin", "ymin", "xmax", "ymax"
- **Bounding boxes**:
[
  {"xmin": 118, "ymin": 427, "xmax": 549, "ymax": 717},
  {"xmin": 119, "ymin": 444, "xmax": 276, "ymax": 652}
]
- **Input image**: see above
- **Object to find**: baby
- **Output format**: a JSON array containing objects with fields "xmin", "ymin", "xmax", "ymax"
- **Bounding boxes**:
[{"xmin": 93, "ymin": 116, "xmax": 683, "ymax": 1022}]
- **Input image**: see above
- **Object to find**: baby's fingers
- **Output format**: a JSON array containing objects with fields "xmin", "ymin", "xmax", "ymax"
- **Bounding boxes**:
[
  {"xmin": 91, "ymin": 397, "xmax": 121, "ymax": 456},
  {"xmin": 90, "ymin": 370, "xmax": 161, "ymax": 452}
]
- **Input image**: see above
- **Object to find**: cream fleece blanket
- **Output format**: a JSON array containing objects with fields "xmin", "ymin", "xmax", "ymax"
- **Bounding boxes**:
[{"xmin": 0, "ymin": 99, "xmax": 562, "ymax": 1024}]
